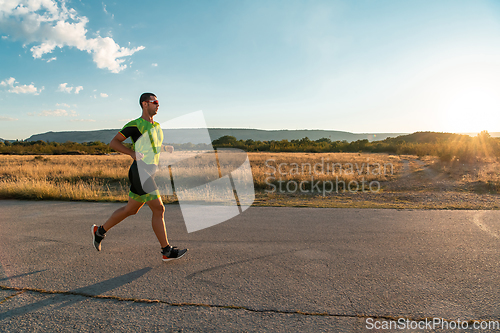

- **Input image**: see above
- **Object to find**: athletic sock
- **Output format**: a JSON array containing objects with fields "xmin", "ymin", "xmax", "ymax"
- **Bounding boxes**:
[{"xmin": 98, "ymin": 226, "xmax": 107, "ymax": 235}]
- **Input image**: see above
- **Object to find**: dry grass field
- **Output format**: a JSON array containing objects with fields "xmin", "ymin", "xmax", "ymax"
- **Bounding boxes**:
[
  {"xmin": 0, "ymin": 155, "xmax": 131, "ymax": 201},
  {"xmin": 1, "ymin": 152, "xmax": 500, "ymax": 208}
]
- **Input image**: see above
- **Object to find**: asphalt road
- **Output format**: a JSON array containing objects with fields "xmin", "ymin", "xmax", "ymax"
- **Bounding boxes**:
[{"xmin": 1, "ymin": 200, "xmax": 500, "ymax": 332}]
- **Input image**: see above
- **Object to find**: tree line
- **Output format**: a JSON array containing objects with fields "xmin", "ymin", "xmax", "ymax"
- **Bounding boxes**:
[
  {"xmin": 1, "ymin": 131, "xmax": 499, "ymax": 162},
  {"xmin": 211, "ymin": 131, "xmax": 500, "ymax": 162}
]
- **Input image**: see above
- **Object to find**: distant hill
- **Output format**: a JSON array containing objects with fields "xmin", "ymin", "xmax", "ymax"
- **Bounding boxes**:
[
  {"xmin": 27, "ymin": 129, "xmax": 118, "ymax": 144},
  {"xmin": 26, "ymin": 128, "xmax": 407, "ymax": 144},
  {"xmin": 383, "ymin": 131, "xmax": 466, "ymax": 144}
]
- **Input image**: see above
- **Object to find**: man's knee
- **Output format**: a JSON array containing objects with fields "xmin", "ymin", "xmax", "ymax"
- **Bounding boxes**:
[
  {"xmin": 152, "ymin": 205, "xmax": 165, "ymax": 215},
  {"xmin": 149, "ymin": 202, "xmax": 165, "ymax": 215}
]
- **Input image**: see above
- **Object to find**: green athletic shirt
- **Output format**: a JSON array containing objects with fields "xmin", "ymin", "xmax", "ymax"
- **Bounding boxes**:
[{"xmin": 119, "ymin": 117, "xmax": 163, "ymax": 165}]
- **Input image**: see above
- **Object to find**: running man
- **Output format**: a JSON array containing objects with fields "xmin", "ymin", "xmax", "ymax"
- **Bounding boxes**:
[{"xmin": 92, "ymin": 92, "xmax": 187, "ymax": 261}]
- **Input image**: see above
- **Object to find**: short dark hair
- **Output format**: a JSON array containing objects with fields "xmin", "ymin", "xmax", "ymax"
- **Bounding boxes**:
[{"xmin": 139, "ymin": 92, "xmax": 156, "ymax": 107}]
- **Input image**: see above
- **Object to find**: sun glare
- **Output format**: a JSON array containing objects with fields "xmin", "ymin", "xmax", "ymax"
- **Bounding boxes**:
[{"xmin": 440, "ymin": 85, "xmax": 500, "ymax": 134}]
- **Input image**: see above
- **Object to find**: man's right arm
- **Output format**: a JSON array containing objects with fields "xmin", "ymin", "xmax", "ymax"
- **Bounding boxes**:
[{"xmin": 109, "ymin": 133, "xmax": 143, "ymax": 160}]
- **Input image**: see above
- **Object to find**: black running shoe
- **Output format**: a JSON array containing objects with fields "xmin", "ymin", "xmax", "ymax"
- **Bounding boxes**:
[
  {"xmin": 92, "ymin": 224, "xmax": 105, "ymax": 251},
  {"xmin": 162, "ymin": 246, "xmax": 188, "ymax": 262}
]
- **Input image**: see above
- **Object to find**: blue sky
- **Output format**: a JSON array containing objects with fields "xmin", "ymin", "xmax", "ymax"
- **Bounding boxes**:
[{"xmin": 1, "ymin": 0, "xmax": 500, "ymax": 140}]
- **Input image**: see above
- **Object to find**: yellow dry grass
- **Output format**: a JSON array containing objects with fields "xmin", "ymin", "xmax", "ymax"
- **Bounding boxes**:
[
  {"xmin": 0, "ymin": 155, "xmax": 130, "ymax": 201},
  {"xmin": 2, "ymin": 152, "xmax": 500, "ymax": 209},
  {"xmin": 249, "ymin": 152, "xmax": 402, "ymax": 189},
  {"xmin": 0, "ymin": 152, "xmax": 405, "ymax": 202}
]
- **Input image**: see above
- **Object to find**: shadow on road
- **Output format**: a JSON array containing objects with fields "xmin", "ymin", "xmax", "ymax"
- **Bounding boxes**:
[
  {"xmin": 0, "ymin": 270, "xmax": 48, "ymax": 283},
  {"xmin": 0, "ymin": 267, "xmax": 152, "ymax": 320}
]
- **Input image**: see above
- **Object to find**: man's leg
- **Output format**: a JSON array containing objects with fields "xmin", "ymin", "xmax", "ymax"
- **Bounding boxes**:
[
  {"xmin": 146, "ymin": 197, "xmax": 169, "ymax": 248},
  {"xmin": 102, "ymin": 197, "xmax": 145, "ymax": 231},
  {"xmin": 92, "ymin": 197, "xmax": 145, "ymax": 251},
  {"xmin": 147, "ymin": 197, "xmax": 188, "ymax": 261}
]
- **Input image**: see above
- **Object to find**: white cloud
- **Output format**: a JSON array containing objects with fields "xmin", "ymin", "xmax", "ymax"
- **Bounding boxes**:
[
  {"xmin": 152, "ymin": 63, "xmax": 158, "ymax": 67},
  {"xmin": 70, "ymin": 119, "xmax": 96, "ymax": 122},
  {"xmin": 0, "ymin": 116, "xmax": 18, "ymax": 121},
  {"xmin": 38, "ymin": 109, "xmax": 68, "ymax": 117},
  {"xmin": 40, "ymin": 109, "xmax": 69, "ymax": 116},
  {"xmin": 0, "ymin": 0, "xmax": 144, "ymax": 73},
  {"xmin": 57, "ymin": 83, "xmax": 83, "ymax": 94},
  {"xmin": 58, "ymin": 83, "xmax": 73, "ymax": 93},
  {"xmin": 46, "ymin": 57, "xmax": 57, "ymax": 62},
  {"xmin": 100, "ymin": 93, "xmax": 108, "ymax": 98},
  {"xmin": 0, "ymin": 77, "xmax": 15, "ymax": 86},
  {"xmin": 1, "ymin": 35, "xmax": 7, "ymax": 39},
  {"xmin": 1, "ymin": 77, "xmax": 42, "ymax": 95},
  {"xmin": 29, "ymin": 109, "xmax": 78, "ymax": 117},
  {"xmin": 56, "ymin": 103, "xmax": 70, "ymax": 108},
  {"xmin": 10, "ymin": 84, "xmax": 41, "ymax": 94}
]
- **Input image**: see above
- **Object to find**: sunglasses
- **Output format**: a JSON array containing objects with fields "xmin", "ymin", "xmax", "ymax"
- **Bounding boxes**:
[{"xmin": 148, "ymin": 100, "xmax": 159, "ymax": 105}]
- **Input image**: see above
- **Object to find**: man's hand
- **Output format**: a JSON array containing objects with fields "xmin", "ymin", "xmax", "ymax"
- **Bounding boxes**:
[
  {"xmin": 134, "ymin": 152, "xmax": 144, "ymax": 161},
  {"xmin": 163, "ymin": 145, "xmax": 174, "ymax": 153}
]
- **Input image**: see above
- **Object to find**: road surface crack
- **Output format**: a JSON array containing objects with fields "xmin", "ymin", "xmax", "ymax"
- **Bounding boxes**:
[
  {"xmin": 0, "ymin": 284, "xmax": 490, "ymax": 324},
  {"xmin": 0, "ymin": 290, "xmax": 25, "ymax": 305}
]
